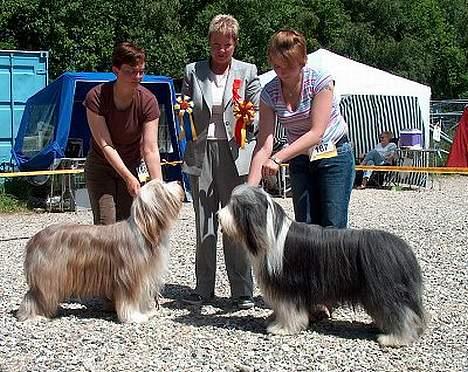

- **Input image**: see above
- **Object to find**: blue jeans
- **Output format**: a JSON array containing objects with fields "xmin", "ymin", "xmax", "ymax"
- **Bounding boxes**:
[
  {"xmin": 362, "ymin": 149, "xmax": 385, "ymax": 179},
  {"xmin": 289, "ymin": 142, "xmax": 355, "ymax": 228}
]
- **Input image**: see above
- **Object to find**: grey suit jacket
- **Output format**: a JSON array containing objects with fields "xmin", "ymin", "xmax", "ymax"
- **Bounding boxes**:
[{"xmin": 181, "ymin": 58, "xmax": 261, "ymax": 176}]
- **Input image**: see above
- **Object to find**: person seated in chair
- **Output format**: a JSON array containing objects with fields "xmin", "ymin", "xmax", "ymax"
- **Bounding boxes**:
[{"xmin": 358, "ymin": 131, "xmax": 398, "ymax": 189}]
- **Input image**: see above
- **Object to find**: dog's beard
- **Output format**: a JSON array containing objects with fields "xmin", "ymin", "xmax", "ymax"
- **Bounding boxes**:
[
  {"xmin": 220, "ymin": 185, "xmax": 291, "ymax": 277},
  {"xmin": 218, "ymin": 206, "xmax": 240, "ymax": 239},
  {"xmin": 264, "ymin": 198, "xmax": 291, "ymax": 277}
]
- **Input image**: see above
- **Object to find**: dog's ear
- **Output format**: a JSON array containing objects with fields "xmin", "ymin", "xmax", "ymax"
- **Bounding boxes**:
[
  {"xmin": 131, "ymin": 188, "xmax": 163, "ymax": 247},
  {"xmin": 131, "ymin": 181, "xmax": 183, "ymax": 247},
  {"xmin": 231, "ymin": 197, "xmax": 268, "ymax": 256},
  {"xmin": 132, "ymin": 181, "xmax": 166, "ymax": 246}
]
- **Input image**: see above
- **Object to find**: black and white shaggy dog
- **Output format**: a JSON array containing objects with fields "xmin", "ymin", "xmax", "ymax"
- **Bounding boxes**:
[{"xmin": 218, "ymin": 185, "xmax": 427, "ymax": 347}]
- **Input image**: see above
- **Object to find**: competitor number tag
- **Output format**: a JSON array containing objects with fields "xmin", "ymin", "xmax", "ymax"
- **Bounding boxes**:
[
  {"xmin": 137, "ymin": 160, "xmax": 150, "ymax": 183},
  {"xmin": 309, "ymin": 142, "xmax": 338, "ymax": 162}
]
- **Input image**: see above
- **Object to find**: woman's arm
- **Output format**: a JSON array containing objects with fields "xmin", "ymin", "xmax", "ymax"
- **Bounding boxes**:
[
  {"xmin": 252, "ymin": 83, "xmax": 334, "ymax": 181},
  {"xmin": 141, "ymin": 118, "xmax": 162, "ymax": 180},
  {"xmin": 86, "ymin": 109, "xmax": 141, "ymax": 197},
  {"xmin": 247, "ymin": 102, "xmax": 276, "ymax": 186}
]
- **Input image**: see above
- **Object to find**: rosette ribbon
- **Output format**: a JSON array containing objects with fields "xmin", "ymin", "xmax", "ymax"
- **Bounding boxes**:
[
  {"xmin": 232, "ymin": 78, "xmax": 242, "ymax": 102},
  {"xmin": 174, "ymin": 95, "xmax": 197, "ymax": 141},
  {"xmin": 233, "ymin": 100, "xmax": 255, "ymax": 149},
  {"xmin": 232, "ymin": 79, "xmax": 255, "ymax": 149}
]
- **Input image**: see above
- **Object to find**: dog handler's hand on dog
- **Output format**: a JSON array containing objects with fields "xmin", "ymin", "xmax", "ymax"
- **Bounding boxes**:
[
  {"xmin": 261, "ymin": 158, "xmax": 280, "ymax": 178},
  {"xmin": 125, "ymin": 175, "xmax": 141, "ymax": 198}
]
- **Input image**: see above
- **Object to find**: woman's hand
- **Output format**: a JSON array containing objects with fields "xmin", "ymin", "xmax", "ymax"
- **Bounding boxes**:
[
  {"xmin": 261, "ymin": 158, "xmax": 280, "ymax": 178},
  {"xmin": 125, "ymin": 175, "xmax": 141, "ymax": 198}
]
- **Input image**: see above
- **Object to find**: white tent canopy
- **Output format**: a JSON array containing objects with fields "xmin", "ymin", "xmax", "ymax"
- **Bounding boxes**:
[{"xmin": 259, "ymin": 48, "xmax": 432, "ymax": 146}]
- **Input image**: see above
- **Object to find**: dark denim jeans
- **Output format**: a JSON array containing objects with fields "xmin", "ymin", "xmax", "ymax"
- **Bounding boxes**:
[{"xmin": 289, "ymin": 142, "xmax": 355, "ymax": 228}]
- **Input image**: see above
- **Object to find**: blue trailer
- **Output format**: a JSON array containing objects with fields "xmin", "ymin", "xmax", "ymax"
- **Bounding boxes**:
[{"xmin": 0, "ymin": 50, "xmax": 48, "ymax": 166}]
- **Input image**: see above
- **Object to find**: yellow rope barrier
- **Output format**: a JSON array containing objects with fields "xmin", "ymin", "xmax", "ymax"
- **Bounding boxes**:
[
  {"xmin": 0, "ymin": 169, "xmax": 84, "ymax": 178},
  {"xmin": 277, "ymin": 162, "xmax": 468, "ymax": 174},
  {"xmin": 355, "ymin": 165, "xmax": 468, "ymax": 174},
  {"xmin": 0, "ymin": 160, "xmax": 183, "ymax": 178},
  {"xmin": 2, "ymin": 161, "xmax": 465, "ymax": 177}
]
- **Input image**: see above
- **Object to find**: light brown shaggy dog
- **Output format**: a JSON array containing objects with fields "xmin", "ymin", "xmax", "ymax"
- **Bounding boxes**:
[{"xmin": 16, "ymin": 179, "xmax": 184, "ymax": 323}]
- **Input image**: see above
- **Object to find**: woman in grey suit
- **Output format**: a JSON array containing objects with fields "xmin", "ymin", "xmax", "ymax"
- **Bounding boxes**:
[{"xmin": 181, "ymin": 14, "xmax": 261, "ymax": 309}]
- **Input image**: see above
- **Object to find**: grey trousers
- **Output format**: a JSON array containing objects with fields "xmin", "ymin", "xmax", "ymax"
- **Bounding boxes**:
[{"xmin": 189, "ymin": 140, "xmax": 253, "ymax": 299}]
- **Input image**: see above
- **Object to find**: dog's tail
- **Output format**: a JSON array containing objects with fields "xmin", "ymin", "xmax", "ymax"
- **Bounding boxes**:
[{"xmin": 359, "ymin": 230, "xmax": 428, "ymax": 330}]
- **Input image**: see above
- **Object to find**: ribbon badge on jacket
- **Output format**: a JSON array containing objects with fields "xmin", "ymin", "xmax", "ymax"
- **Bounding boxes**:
[
  {"xmin": 174, "ymin": 95, "xmax": 197, "ymax": 141},
  {"xmin": 232, "ymin": 79, "xmax": 255, "ymax": 149}
]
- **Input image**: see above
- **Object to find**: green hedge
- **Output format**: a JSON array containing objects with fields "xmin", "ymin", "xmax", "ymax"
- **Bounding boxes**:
[{"xmin": 0, "ymin": 0, "xmax": 467, "ymax": 98}]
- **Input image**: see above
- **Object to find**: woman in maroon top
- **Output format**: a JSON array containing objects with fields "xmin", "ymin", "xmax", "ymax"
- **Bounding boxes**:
[{"xmin": 84, "ymin": 42, "xmax": 162, "ymax": 225}]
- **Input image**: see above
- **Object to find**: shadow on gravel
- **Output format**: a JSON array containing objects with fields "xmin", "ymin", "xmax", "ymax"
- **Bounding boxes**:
[
  {"xmin": 162, "ymin": 295, "xmax": 266, "ymax": 313},
  {"xmin": 10, "ymin": 298, "xmax": 118, "ymax": 322},
  {"xmin": 162, "ymin": 283, "xmax": 270, "ymax": 311},
  {"xmin": 173, "ymin": 312, "xmax": 267, "ymax": 333},
  {"xmin": 311, "ymin": 320, "xmax": 379, "ymax": 341},
  {"xmin": 162, "ymin": 283, "xmax": 195, "ymax": 300},
  {"xmin": 55, "ymin": 298, "xmax": 118, "ymax": 321},
  {"xmin": 172, "ymin": 311, "xmax": 379, "ymax": 341},
  {"xmin": 164, "ymin": 284, "xmax": 378, "ymax": 341}
]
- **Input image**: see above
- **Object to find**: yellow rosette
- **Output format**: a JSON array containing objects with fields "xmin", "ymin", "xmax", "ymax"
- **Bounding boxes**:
[
  {"xmin": 233, "ymin": 100, "xmax": 255, "ymax": 149},
  {"xmin": 174, "ymin": 95, "xmax": 197, "ymax": 141}
]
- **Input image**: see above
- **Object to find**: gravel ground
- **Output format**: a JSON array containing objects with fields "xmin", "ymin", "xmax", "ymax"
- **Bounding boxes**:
[{"xmin": 0, "ymin": 175, "xmax": 467, "ymax": 372}]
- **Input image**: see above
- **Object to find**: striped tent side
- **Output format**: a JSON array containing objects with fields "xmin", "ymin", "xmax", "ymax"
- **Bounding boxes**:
[{"xmin": 340, "ymin": 94, "xmax": 427, "ymax": 187}]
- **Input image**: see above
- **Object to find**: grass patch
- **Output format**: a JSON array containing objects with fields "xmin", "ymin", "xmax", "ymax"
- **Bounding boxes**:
[
  {"xmin": 0, "ymin": 192, "xmax": 28, "ymax": 213},
  {"xmin": 0, "ymin": 177, "xmax": 49, "ymax": 214}
]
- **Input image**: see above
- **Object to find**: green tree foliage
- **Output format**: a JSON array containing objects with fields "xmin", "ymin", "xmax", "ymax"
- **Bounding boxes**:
[{"xmin": 0, "ymin": 0, "xmax": 466, "ymax": 98}]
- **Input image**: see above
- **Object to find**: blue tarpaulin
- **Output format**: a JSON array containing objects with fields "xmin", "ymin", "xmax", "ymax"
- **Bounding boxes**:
[{"xmin": 12, "ymin": 72, "xmax": 186, "ymax": 184}]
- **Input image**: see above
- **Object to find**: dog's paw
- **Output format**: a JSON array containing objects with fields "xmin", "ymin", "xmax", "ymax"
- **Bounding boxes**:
[
  {"xmin": 121, "ymin": 312, "xmax": 149, "ymax": 324},
  {"xmin": 377, "ymin": 333, "xmax": 410, "ymax": 348},
  {"xmin": 18, "ymin": 315, "xmax": 50, "ymax": 323},
  {"xmin": 144, "ymin": 307, "xmax": 159, "ymax": 319},
  {"xmin": 267, "ymin": 322, "xmax": 299, "ymax": 336}
]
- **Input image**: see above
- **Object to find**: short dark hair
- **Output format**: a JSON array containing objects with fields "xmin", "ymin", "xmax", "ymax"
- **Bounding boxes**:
[{"xmin": 112, "ymin": 42, "xmax": 145, "ymax": 68}]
